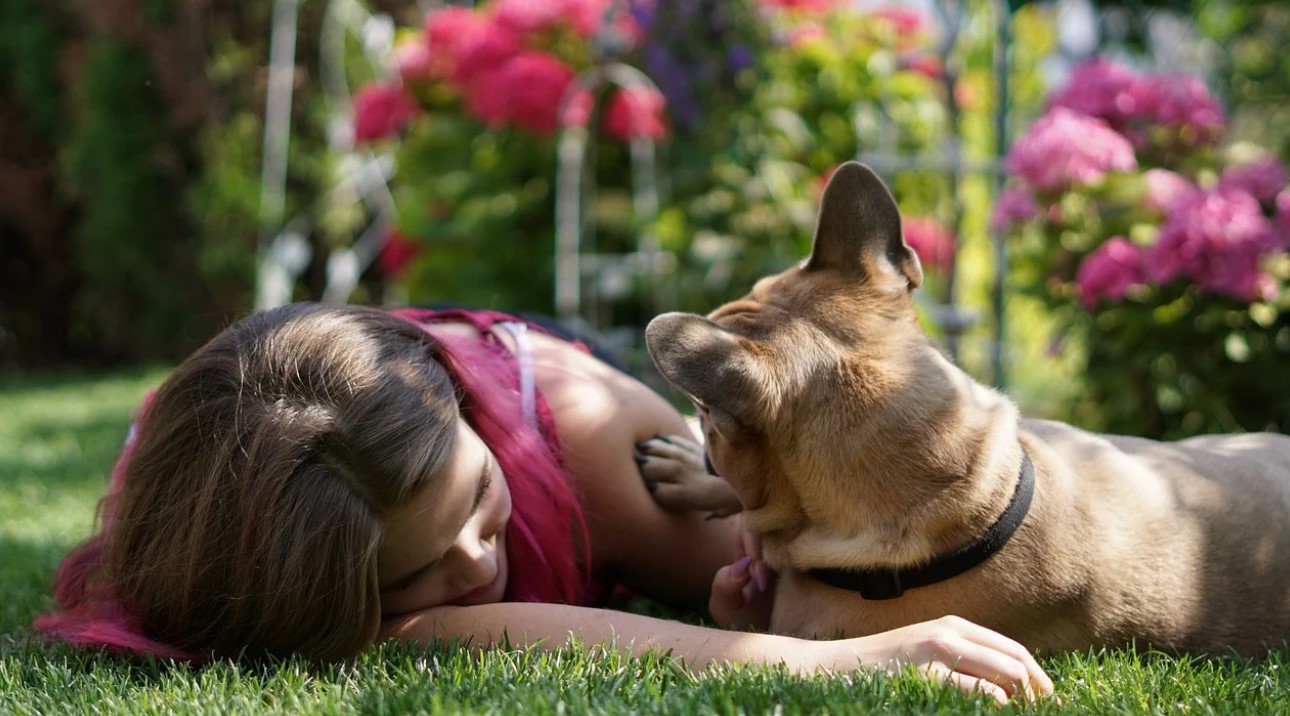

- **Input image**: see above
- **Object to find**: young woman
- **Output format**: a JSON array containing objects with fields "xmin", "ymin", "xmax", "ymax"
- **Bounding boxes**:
[{"xmin": 39, "ymin": 303, "xmax": 1051, "ymax": 703}]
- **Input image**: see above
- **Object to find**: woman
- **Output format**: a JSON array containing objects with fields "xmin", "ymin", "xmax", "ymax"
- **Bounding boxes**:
[{"xmin": 39, "ymin": 303, "xmax": 1051, "ymax": 703}]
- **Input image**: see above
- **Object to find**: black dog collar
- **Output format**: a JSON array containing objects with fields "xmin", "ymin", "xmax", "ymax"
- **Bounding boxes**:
[{"xmin": 807, "ymin": 448, "xmax": 1035, "ymax": 600}]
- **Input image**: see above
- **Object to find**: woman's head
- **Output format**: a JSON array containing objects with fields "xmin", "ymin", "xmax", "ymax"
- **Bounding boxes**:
[
  {"xmin": 41, "ymin": 303, "xmax": 592, "ymax": 662},
  {"xmin": 59, "ymin": 304, "xmax": 461, "ymax": 661}
]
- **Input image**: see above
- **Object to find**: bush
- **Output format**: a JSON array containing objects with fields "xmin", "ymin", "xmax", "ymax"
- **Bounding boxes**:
[
  {"xmin": 360, "ymin": 0, "xmax": 957, "ymax": 325},
  {"xmin": 997, "ymin": 58, "xmax": 1290, "ymax": 438}
]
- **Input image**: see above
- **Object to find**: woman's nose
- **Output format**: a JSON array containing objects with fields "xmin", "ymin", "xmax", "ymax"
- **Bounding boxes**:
[{"xmin": 449, "ymin": 529, "xmax": 496, "ymax": 586}]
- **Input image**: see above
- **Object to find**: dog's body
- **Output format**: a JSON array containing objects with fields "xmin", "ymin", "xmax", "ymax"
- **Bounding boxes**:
[{"xmin": 645, "ymin": 162, "xmax": 1290, "ymax": 655}]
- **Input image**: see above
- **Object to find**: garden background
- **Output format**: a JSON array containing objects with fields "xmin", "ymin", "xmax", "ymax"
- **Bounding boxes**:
[{"xmin": 2, "ymin": 0, "xmax": 1290, "ymax": 712}]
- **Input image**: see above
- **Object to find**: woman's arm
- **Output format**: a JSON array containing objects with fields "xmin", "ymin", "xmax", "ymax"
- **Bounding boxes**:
[
  {"xmin": 381, "ymin": 604, "xmax": 1052, "ymax": 704},
  {"xmin": 528, "ymin": 333, "xmax": 742, "ymax": 606}
]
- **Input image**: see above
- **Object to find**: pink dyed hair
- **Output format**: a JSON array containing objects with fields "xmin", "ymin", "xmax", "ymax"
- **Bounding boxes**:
[
  {"xmin": 405, "ymin": 312, "xmax": 593, "ymax": 606},
  {"xmin": 36, "ymin": 308, "xmax": 592, "ymax": 659}
]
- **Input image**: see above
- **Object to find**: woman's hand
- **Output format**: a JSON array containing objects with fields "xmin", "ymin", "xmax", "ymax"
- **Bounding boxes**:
[
  {"xmin": 791, "ymin": 615, "xmax": 1054, "ymax": 705},
  {"xmin": 709, "ymin": 523, "xmax": 774, "ymax": 631},
  {"xmin": 635, "ymin": 434, "xmax": 742, "ymax": 517}
]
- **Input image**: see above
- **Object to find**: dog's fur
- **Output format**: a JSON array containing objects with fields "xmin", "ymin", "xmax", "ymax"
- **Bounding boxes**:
[{"xmin": 645, "ymin": 162, "xmax": 1290, "ymax": 655}]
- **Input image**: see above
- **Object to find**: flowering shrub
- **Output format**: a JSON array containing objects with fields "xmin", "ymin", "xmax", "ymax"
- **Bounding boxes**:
[
  {"xmin": 997, "ymin": 58, "xmax": 1290, "ymax": 438},
  {"xmin": 357, "ymin": 0, "xmax": 961, "ymax": 326}
]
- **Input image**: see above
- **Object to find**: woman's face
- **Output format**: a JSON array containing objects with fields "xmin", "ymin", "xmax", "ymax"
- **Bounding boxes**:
[{"xmin": 377, "ymin": 419, "xmax": 512, "ymax": 617}]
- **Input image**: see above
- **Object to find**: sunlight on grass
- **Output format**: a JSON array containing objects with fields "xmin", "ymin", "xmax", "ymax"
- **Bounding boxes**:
[{"xmin": 2, "ymin": 370, "xmax": 1289, "ymax": 714}]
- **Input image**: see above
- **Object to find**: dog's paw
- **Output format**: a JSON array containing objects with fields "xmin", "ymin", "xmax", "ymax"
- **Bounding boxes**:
[{"xmin": 635, "ymin": 434, "xmax": 743, "ymax": 516}]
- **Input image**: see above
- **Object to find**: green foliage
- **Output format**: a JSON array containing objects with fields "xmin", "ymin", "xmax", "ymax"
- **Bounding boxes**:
[
  {"xmin": 1198, "ymin": 1, "xmax": 1290, "ymax": 163},
  {"xmin": 187, "ymin": 114, "xmax": 262, "ymax": 311},
  {"xmin": 63, "ymin": 40, "xmax": 193, "ymax": 361},
  {"xmin": 0, "ymin": 0, "xmax": 66, "ymax": 142}
]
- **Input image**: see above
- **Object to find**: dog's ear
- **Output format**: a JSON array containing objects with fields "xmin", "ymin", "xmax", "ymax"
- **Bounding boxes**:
[
  {"xmin": 645, "ymin": 312, "xmax": 767, "ymax": 437},
  {"xmin": 807, "ymin": 161, "xmax": 923, "ymax": 290}
]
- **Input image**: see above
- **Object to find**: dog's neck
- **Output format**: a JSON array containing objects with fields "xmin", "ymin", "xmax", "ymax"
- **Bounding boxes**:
[{"xmin": 768, "ymin": 344, "xmax": 1029, "ymax": 572}]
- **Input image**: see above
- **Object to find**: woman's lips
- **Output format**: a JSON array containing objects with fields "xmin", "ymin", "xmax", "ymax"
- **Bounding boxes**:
[{"xmin": 449, "ymin": 568, "xmax": 505, "ymax": 606}]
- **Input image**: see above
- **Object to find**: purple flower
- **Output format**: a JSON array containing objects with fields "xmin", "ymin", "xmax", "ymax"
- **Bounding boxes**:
[
  {"xmin": 1004, "ymin": 108, "xmax": 1137, "ymax": 193},
  {"xmin": 1049, "ymin": 59, "xmax": 1143, "ymax": 128},
  {"xmin": 1142, "ymin": 169, "xmax": 1195, "ymax": 213},
  {"xmin": 1276, "ymin": 190, "xmax": 1290, "ymax": 248},
  {"xmin": 1076, "ymin": 237, "xmax": 1144, "ymax": 309},
  {"xmin": 728, "ymin": 44, "xmax": 754, "ymax": 72},
  {"xmin": 989, "ymin": 186, "xmax": 1039, "ymax": 234},
  {"xmin": 1219, "ymin": 157, "xmax": 1288, "ymax": 207},
  {"xmin": 1146, "ymin": 187, "xmax": 1279, "ymax": 301},
  {"xmin": 1136, "ymin": 74, "xmax": 1226, "ymax": 146}
]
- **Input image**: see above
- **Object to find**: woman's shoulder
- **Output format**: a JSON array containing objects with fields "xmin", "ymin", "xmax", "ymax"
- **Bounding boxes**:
[{"xmin": 528, "ymin": 332, "xmax": 682, "ymax": 435}]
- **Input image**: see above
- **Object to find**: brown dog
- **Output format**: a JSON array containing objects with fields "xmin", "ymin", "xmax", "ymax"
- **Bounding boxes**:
[{"xmin": 644, "ymin": 161, "xmax": 1290, "ymax": 655}]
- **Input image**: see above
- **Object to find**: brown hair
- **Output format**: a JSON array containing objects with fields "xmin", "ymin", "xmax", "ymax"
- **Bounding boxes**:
[{"xmin": 103, "ymin": 303, "xmax": 458, "ymax": 661}]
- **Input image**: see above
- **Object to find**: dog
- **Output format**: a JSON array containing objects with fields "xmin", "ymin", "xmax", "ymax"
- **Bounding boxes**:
[{"xmin": 643, "ymin": 161, "xmax": 1290, "ymax": 655}]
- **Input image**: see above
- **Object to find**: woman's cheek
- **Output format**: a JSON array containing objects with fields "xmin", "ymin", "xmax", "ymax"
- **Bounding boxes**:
[{"xmin": 381, "ymin": 574, "xmax": 448, "ymax": 616}]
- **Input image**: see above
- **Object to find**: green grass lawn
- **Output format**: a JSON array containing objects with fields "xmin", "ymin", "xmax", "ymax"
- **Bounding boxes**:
[{"xmin": 3, "ymin": 370, "xmax": 1289, "ymax": 714}]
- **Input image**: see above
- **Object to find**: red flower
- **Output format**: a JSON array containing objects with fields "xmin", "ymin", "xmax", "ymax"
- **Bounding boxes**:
[
  {"xmin": 603, "ymin": 85, "xmax": 668, "ymax": 143},
  {"xmin": 451, "ymin": 16, "xmax": 522, "ymax": 87},
  {"xmin": 422, "ymin": 6, "xmax": 489, "ymax": 80},
  {"xmin": 377, "ymin": 229, "xmax": 421, "ymax": 277},
  {"xmin": 352, "ymin": 82, "xmax": 419, "ymax": 144},
  {"xmin": 559, "ymin": 85, "xmax": 595, "ymax": 129},
  {"xmin": 464, "ymin": 51, "xmax": 577, "ymax": 134},
  {"xmin": 871, "ymin": 6, "xmax": 927, "ymax": 39},
  {"xmin": 902, "ymin": 216, "xmax": 956, "ymax": 274}
]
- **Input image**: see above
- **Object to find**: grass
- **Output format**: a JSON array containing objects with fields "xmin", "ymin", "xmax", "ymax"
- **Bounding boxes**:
[{"xmin": 3, "ymin": 370, "xmax": 1290, "ymax": 714}]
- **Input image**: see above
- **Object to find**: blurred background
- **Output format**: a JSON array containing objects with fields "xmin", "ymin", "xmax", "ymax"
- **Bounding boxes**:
[{"xmin": 0, "ymin": 0, "xmax": 1287, "ymax": 438}]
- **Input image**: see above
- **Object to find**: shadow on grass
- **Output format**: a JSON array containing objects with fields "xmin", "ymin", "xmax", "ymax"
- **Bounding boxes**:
[
  {"xmin": 0, "ymin": 531, "xmax": 86, "ymax": 638},
  {"xmin": 0, "ymin": 408, "xmax": 133, "ymax": 490}
]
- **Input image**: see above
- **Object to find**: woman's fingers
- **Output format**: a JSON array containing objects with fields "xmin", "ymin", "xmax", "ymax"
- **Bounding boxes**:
[
  {"xmin": 924, "ymin": 635, "xmax": 1035, "ymax": 700},
  {"xmin": 869, "ymin": 616, "xmax": 1053, "ymax": 703},
  {"xmin": 932, "ymin": 667, "xmax": 1010, "ymax": 706},
  {"xmin": 709, "ymin": 558, "xmax": 754, "ymax": 626},
  {"xmin": 937, "ymin": 615, "xmax": 1053, "ymax": 696}
]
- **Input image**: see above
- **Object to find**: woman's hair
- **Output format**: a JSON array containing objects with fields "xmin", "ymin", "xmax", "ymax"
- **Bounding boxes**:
[{"xmin": 37, "ymin": 303, "xmax": 590, "ymax": 662}]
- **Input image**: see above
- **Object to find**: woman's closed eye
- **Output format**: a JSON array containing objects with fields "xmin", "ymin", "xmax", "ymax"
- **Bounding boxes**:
[{"xmin": 382, "ymin": 457, "xmax": 495, "ymax": 596}]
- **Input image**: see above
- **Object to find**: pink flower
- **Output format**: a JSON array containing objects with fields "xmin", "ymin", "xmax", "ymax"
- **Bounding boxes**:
[
  {"xmin": 870, "ymin": 6, "xmax": 926, "ymax": 43},
  {"xmin": 451, "ymin": 17, "xmax": 522, "ymax": 86},
  {"xmin": 423, "ymin": 6, "xmax": 488, "ymax": 79},
  {"xmin": 1136, "ymin": 74, "xmax": 1226, "ymax": 146},
  {"xmin": 899, "ymin": 54, "xmax": 942, "ymax": 80},
  {"xmin": 493, "ymin": 0, "xmax": 619, "ymax": 39},
  {"xmin": 786, "ymin": 22, "xmax": 828, "ymax": 48},
  {"xmin": 1277, "ymin": 190, "xmax": 1290, "ymax": 244},
  {"xmin": 352, "ymin": 82, "xmax": 419, "ymax": 144},
  {"xmin": 760, "ymin": 0, "xmax": 839, "ymax": 11},
  {"xmin": 464, "ymin": 51, "xmax": 576, "ymax": 134},
  {"xmin": 558, "ymin": 85, "xmax": 595, "ymax": 129},
  {"xmin": 1004, "ymin": 107, "xmax": 1137, "ymax": 193},
  {"xmin": 392, "ymin": 39, "xmax": 436, "ymax": 84},
  {"xmin": 1076, "ymin": 237, "xmax": 1144, "ymax": 309},
  {"xmin": 1146, "ymin": 187, "xmax": 1279, "ymax": 301},
  {"xmin": 604, "ymin": 85, "xmax": 669, "ymax": 142},
  {"xmin": 1142, "ymin": 169, "xmax": 1195, "ymax": 213},
  {"xmin": 1219, "ymin": 157, "xmax": 1288, "ymax": 206},
  {"xmin": 1048, "ymin": 59, "xmax": 1142, "ymax": 128},
  {"xmin": 377, "ymin": 229, "xmax": 421, "ymax": 277},
  {"xmin": 990, "ymin": 186, "xmax": 1039, "ymax": 234},
  {"xmin": 902, "ymin": 216, "xmax": 955, "ymax": 274}
]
